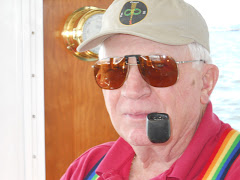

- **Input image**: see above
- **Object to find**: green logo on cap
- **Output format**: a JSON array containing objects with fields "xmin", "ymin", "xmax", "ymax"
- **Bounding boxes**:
[{"xmin": 120, "ymin": 1, "xmax": 147, "ymax": 25}]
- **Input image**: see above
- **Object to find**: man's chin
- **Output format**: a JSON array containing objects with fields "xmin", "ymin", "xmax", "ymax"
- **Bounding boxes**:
[{"xmin": 124, "ymin": 129, "xmax": 154, "ymax": 146}]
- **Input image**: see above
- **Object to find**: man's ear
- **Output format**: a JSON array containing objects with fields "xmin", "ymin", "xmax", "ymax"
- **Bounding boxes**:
[{"xmin": 200, "ymin": 64, "xmax": 219, "ymax": 104}]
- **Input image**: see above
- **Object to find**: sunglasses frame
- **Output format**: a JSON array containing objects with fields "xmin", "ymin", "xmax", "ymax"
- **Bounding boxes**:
[{"xmin": 93, "ymin": 54, "xmax": 206, "ymax": 89}]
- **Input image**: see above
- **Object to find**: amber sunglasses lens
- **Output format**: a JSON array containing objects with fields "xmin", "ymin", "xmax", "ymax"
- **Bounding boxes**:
[
  {"xmin": 93, "ymin": 58, "xmax": 128, "ymax": 90},
  {"xmin": 138, "ymin": 56, "xmax": 178, "ymax": 87}
]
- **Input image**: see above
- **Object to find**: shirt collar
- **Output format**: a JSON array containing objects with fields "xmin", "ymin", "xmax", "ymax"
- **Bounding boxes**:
[
  {"xmin": 96, "ymin": 137, "xmax": 135, "ymax": 179},
  {"xmin": 97, "ymin": 102, "xmax": 221, "ymax": 180},
  {"xmin": 168, "ymin": 102, "xmax": 222, "ymax": 179}
]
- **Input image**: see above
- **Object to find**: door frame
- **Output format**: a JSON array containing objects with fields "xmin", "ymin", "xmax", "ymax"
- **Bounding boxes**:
[{"xmin": 22, "ymin": 0, "xmax": 45, "ymax": 179}]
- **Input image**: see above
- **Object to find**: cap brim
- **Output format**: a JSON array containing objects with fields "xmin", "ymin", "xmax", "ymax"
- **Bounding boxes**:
[
  {"xmin": 77, "ymin": 30, "xmax": 145, "ymax": 52},
  {"xmin": 77, "ymin": 33, "xmax": 114, "ymax": 52},
  {"xmin": 77, "ymin": 29, "xmax": 196, "ymax": 53}
]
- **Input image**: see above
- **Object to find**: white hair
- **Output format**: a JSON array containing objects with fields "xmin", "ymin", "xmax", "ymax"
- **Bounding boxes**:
[
  {"xmin": 99, "ymin": 41, "xmax": 212, "ymax": 69},
  {"xmin": 188, "ymin": 42, "xmax": 212, "ymax": 70}
]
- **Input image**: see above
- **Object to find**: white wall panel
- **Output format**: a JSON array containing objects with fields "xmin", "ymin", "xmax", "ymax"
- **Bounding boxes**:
[{"xmin": 0, "ymin": 0, "xmax": 45, "ymax": 179}]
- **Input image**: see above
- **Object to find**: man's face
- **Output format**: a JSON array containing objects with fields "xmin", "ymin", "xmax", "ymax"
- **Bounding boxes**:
[{"xmin": 99, "ymin": 34, "xmax": 205, "ymax": 146}]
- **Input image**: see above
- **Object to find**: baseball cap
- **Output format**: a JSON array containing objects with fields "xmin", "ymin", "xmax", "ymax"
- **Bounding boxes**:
[{"xmin": 77, "ymin": 0, "xmax": 210, "ymax": 53}]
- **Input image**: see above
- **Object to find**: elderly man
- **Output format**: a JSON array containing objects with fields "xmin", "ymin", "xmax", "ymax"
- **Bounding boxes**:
[{"xmin": 61, "ymin": 0, "xmax": 240, "ymax": 179}]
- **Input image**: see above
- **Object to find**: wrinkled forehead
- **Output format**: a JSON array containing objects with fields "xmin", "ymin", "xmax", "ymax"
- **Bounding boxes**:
[{"xmin": 99, "ymin": 34, "xmax": 192, "ymax": 61}]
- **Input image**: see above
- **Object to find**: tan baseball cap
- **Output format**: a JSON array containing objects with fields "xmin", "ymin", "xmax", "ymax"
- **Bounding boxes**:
[{"xmin": 77, "ymin": 0, "xmax": 210, "ymax": 53}]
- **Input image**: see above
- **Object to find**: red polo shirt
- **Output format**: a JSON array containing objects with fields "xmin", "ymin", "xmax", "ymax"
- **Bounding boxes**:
[{"xmin": 61, "ymin": 102, "xmax": 240, "ymax": 179}]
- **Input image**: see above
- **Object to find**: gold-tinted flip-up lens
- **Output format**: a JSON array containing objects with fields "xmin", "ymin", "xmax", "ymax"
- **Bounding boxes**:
[{"xmin": 93, "ymin": 55, "xmax": 179, "ymax": 89}]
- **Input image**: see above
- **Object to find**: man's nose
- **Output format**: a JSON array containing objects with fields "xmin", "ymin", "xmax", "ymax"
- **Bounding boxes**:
[{"xmin": 121, "ymin": 58, "xmax": 151, "ymax": 99}]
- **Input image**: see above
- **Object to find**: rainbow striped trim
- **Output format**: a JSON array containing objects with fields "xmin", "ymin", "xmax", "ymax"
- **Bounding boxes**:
[
  {"xmin": 84, "ymin": 155, "xmax": 105, "ymax": 180},
  {"xmin": 199, "ymin": 128, "xmax": 240, "ymax": 180},
  {"xmin": 90, "ymin": 174, "xmax": 99, "ymax": 180}
]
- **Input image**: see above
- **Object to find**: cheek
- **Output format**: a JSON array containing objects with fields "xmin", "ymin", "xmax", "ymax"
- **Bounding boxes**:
[
  {"xmin": 102, "ymin": 90, "xmax": 120, "ymax": 117},
  {"xmin": 177, "ymin": 67, "xmax": 202, "ymax": 96},
  {"xmin": 102, "ymin": 90, "xmax": 123, "ymax": 136},
  {"xmin": 175, "ymin": 74, "xmax": 203, "ymax": 115}
]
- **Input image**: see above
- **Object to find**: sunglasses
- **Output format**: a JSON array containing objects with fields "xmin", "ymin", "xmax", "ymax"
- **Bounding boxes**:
[{"xmin": 92, "ymin": 55, "xmax": 205, "ymax": 90}]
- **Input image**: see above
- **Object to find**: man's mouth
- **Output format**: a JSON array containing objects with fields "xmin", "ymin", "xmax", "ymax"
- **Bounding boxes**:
[{"xmin": 123, "ymin": 112, "xmax": 150, "ymax": 121}]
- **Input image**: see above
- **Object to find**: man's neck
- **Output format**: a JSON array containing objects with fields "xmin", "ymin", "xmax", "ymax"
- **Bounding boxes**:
[{"xmin": 129, "ymin": 117, "xmax": 200, "ymax": 179}]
